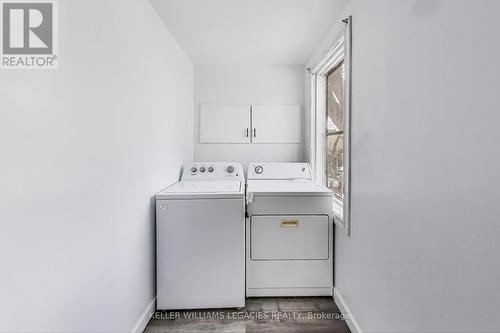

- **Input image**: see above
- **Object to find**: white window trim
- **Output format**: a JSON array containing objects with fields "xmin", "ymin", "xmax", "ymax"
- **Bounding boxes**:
[{"xmin": 309, "ymin": 16, "xmax": 352, "ymax": 236}]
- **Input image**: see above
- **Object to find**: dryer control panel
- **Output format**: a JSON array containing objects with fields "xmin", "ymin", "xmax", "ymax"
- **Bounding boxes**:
[
  {"xmin": 181, "ymin": 162, "xmax": 244, "ymax": 181},
  {"xmin": 248, "ymin": 163, "xmax": 312, "ymax": 180}
]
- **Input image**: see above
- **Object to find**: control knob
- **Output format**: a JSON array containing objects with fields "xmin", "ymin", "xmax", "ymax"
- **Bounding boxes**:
[
  {"xmin": 191, "ymin": 167, "xmax": 197, "ymax": 173},
  {"xmin": 200, "ymin": 167, "xmax": 206, "ymax": 172},
  {"xmin": 208, "ymin": 167, "xmax": 214, "ymax": 173},
  {"xmin": 254, "ymin": 165, "xmax": 264, "ymax": 174},
  {"xmin": 226, "ymin": 165, "xmax": 235, "ymax": 173}
]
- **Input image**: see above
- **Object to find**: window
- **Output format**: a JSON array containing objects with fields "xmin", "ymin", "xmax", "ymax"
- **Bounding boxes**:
[
  {"xmin": 326, "ymin": 62, "xmax": 345, "ymax": 200},
  {"xmin": 308, "ymin": 16, "xmax": 351, "ymax": 235}
]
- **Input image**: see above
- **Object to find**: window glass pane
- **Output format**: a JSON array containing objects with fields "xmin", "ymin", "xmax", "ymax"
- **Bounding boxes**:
[
  {"xmin": 327, "ymin": 134, "xmax": 344, "ymax": 200},
  {"xmin": 327, "ymin": 62, "xmax": 344, "ymax": 132}
]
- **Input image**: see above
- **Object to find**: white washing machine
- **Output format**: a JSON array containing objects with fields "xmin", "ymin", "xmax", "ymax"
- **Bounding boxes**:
[
  {"xmin": 156, "ymin": 162, "xmax": 245, "ymax": 310},
  {"xmin": 246, "ymin": 163, "xmax": 334, "ymax": 297}
]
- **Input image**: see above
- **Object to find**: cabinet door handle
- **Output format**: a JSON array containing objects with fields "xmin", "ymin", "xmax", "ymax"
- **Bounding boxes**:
[
  {"xmin": 246, "ymin": 128, "xmax": 249, "ymax": 137},
  {"xmin": 253, "ymin": 128, "xmax": 256, "ymax": 137}
]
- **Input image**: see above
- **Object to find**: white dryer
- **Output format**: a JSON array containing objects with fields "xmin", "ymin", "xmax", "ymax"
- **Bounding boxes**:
[
  {"xmin": 246, "ymin": 163, "xmax": 334, "ymax": 297},
  {"xmin": 156, "ymin": 162, "xmax": 245, "ymax": 310}
]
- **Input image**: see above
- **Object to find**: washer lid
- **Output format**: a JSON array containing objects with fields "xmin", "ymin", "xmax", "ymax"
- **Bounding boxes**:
[
  {"xmin": 246, "ymin": 179, "xmax": 332, "ymax": 196},
  {"xmin": 156, "ymin": 180, "xmax": 243, "ymax": 199},
  {"xmin": 166, "ymin": 180, "xmax": 242, "ymax": 193}
]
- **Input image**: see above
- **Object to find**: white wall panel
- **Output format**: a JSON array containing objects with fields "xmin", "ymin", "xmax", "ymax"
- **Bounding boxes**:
[
  {"xmin": 0, "ymin": 1, "xmax": 193, "ymax": 331},
  {"xmin": 306, "ymin": 1, "xmax": 500, "ymax": 332}
]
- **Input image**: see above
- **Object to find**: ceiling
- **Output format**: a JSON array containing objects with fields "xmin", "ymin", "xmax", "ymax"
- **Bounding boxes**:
[{"xmin": 149, "ymin": 0, "xmax": 348, "ymax": 66}]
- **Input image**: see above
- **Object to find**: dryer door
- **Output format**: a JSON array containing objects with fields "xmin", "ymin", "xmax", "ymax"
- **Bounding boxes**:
[{"xmin": 250, "ymin": 215, "xmax": 329, "ymax": 260}]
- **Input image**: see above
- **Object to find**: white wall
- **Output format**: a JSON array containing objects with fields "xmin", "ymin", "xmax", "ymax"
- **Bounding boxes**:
[
  {"xmin": 307, "ymin": 1, "xmax": 500, "ymax": 332},
  {"xmin": 194, "ymin": 65, "xmax": 304, "ymax": 168},
  {"xmin": 0, "ymin": 1, "xmax": 193, "ymax": 332}
]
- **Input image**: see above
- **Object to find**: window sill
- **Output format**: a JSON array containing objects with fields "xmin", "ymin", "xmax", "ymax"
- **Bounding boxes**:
[
  {"xmin": 332, "ymin": 198, "xmax": 343, "ymax": 222},
  {"xmin": 332, "ymin": 197, "xmax": 350, "ymax": 236}
]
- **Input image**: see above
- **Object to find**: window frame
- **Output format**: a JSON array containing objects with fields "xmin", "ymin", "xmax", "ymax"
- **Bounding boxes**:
[
  {"xmin": 325, "ymin": 61, "xmax": 345, "ymax": 202},
  {"xmin": 309, "ymin": 16, "xmax": 352, "ymax": 235}
]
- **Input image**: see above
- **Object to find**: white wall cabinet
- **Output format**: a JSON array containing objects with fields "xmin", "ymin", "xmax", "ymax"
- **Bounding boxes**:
[
  {"xmin": 200, "ymin": 104, "xmax": 301, "ymax": 144},
  {"xmin": 251, "ymin": 105, "xmax": 301, "ymax": 144},
  {"xmin": 200, "ymin": 104, "xmax": 251, "ymax": 143}
]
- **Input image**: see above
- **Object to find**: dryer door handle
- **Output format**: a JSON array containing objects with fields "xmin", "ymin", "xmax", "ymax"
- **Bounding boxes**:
[{"xmin": 280, "ymin": 220, "xmax": 299, "ymax": 228}]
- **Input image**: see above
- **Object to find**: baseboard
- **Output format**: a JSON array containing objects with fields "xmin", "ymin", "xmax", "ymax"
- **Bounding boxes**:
[
  {"xmin": 132, "ymin": 297, "xmax": 156, "ymax": 333},
  {"xmin": 333, "ymin": 288, "xmax": 362, "ymax": 333}
]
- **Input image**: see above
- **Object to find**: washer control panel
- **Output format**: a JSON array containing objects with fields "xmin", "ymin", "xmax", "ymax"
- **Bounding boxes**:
[
  {"xmin": 247, "ymin": 163, "xmax": 312, "ymax": 180},
  {"xmin": 181, "ymin": 162, "xmax": 244, "ymax": 181}
]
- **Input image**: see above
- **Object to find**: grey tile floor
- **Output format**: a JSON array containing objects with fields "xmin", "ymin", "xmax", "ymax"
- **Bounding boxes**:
[{"xmin": 145, "ymin": 297, "xmax": 351, "ymax": 333}]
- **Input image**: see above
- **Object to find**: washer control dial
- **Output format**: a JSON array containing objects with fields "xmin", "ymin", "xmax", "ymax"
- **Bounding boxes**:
[
  {"xmin": 200, "ymin": 167, "xmax": 206, "ymax": 173},
  {"xmin": 226, "ymin": 165, "xmax": 235, "ymax": 173},
  {"xmin": 208, "ymin": 167, "xmax": 214, "ymax": 173},
  {"xmin": 191, "ymin": 167, "xmax": 197, "ymax": 173},
  {"xmin": 254, "ymin": 165, "xmax": 264, "ymax": 174}
]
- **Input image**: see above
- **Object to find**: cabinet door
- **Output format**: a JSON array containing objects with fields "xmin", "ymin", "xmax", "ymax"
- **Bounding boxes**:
[
  {"xmin": 200, "ymin": 104, "xmax": 251, "ymax": 143},
  {"xmin": 251, "ymin": 105, "xmax": 301, "ymax": 143}
]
